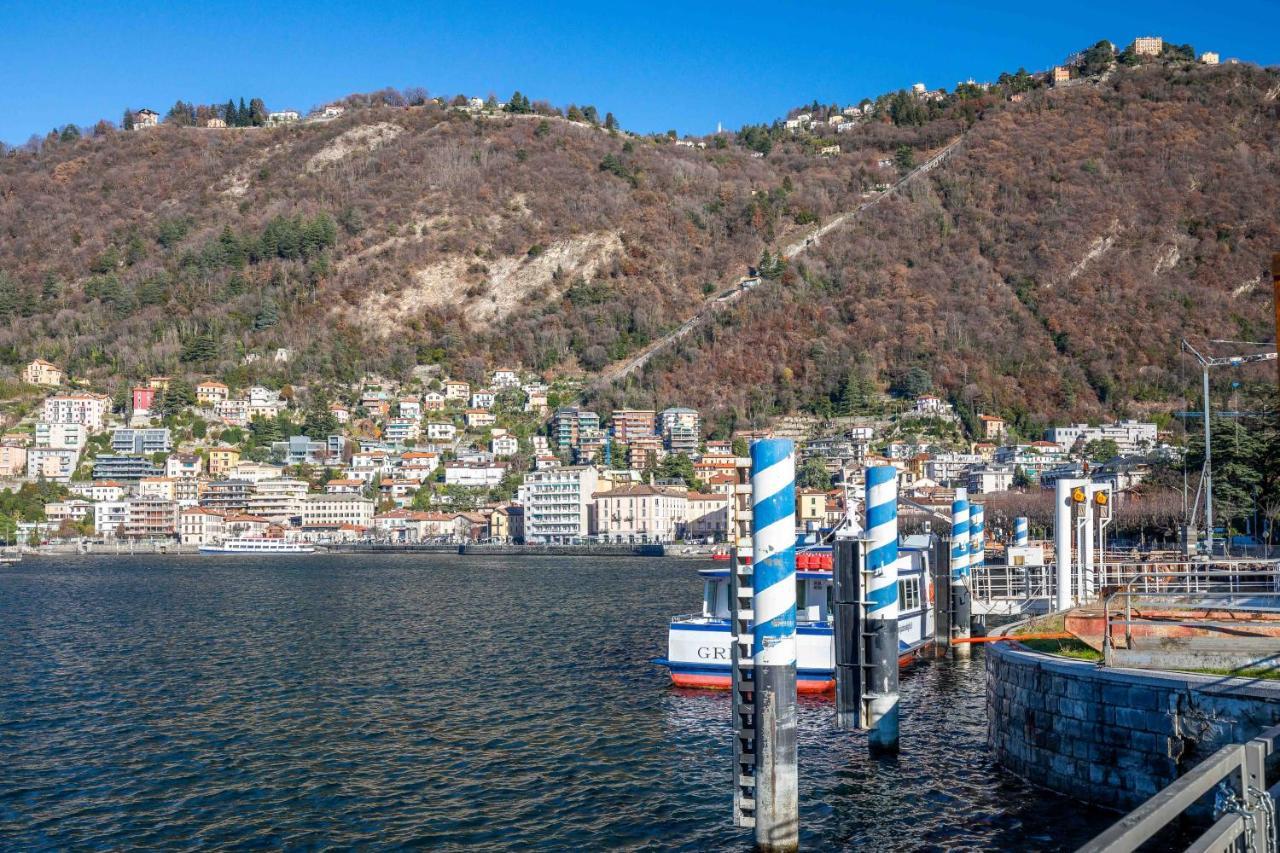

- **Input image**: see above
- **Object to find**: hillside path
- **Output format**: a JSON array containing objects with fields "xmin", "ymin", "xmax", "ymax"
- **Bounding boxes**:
[{"xmin": 594, "ymin": 134, "xmax": 966, "ymax": 389}]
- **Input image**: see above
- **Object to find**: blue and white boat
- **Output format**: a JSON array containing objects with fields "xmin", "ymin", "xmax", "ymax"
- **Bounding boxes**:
[{"xmin": 653, "ymin": 542, "xmax": 935, "ymax": 693}]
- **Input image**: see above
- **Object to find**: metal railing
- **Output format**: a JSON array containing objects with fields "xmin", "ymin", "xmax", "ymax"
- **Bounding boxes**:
[
  {"xmin": 1101, "ymin": 565, "xmax": 1280, "ymax": 667},
  {"xmin": 1080, "ymin": 725, "xmax": 1280, "ymax": 852},
  {"xmin": 971, "ymin": 563, "xmax": 1057, "ymax": 601},
  {"xmin": 970, "ymin": 558, "xmax": 1280, "ymax": 605}
]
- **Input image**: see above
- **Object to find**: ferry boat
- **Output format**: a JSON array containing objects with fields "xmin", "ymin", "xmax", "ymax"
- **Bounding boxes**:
[
  {"xmin": 653, "ymin": 541, "xmax": 934, "ymax": 694},
  {"xmin": 198, "ymin": 538, "xmax": 316, "ymax": 555}
]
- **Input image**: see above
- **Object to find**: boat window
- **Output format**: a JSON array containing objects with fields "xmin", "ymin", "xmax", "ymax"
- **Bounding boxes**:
[
  {"xmin": 703, "ymin": 581, "xmax": 714, "ymax": 617},
  {"xmin": 795, "ymin": 579, "xmax": 808, "ymax": 612},
  {"xmin": 898, "ymin": 577, "xmax": 921, "ymax": 612}
]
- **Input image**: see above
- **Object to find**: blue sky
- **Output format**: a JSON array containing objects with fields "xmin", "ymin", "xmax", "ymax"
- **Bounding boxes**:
[{"xmin": 1, "ymin": 0, "xmax": 1277, "ymax": 144}]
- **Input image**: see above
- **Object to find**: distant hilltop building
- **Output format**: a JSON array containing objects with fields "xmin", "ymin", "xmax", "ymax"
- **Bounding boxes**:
[
  {"xmin": 205, "ymin": 117, "xmax": 226, "ymax": 129},
  {"xmin": 1200, "ymin": 51, "xmax": 1220, "ymax": 65},
  {"xmin": 267, "ymin": 110, "xmax": 300, "ymax": 126},
  {"xmin": 133, "ymin": 108, "xmax": 159, "ymax": 129},
  {"xmin": 1132, "ymin": 36, "xmax": 1163, "ymax": 56},
  {"xmin": 911, "ymin": 82, "xmax": 926, "ymax": 94},
  {"xmin": 1052, "ymin": 66, "xmax": 1071, "ymax": 85}
]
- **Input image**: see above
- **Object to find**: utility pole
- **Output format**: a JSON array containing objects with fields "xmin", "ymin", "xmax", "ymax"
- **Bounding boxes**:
[{"xmin": 1181, "ymin": 340, "xmax": 1277, "ymax": 556}]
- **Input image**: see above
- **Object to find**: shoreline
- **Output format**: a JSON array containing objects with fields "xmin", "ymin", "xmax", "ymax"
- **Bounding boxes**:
[{"xmin": 10, "ymin": 542, "xmax": 700, "ymax": 559}]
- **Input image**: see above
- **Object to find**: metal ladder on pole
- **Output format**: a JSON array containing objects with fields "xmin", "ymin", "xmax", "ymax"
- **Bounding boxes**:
[
  {"xmin": 730, "ymin": 548, "xmax": 756, "ymax": 828},
  {"xmin": 833, "ymin": 538, "xmax": 867, "ymax": 730}
]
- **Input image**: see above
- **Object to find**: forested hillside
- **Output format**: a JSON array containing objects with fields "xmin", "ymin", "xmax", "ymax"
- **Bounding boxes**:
[
  {"xmin": 617, "ymin": 62, "xmax": 1280, "ymax": 436},
  {"xmin": 1, "ymin": 58, "xmax": 1277, "ymax": 436}
]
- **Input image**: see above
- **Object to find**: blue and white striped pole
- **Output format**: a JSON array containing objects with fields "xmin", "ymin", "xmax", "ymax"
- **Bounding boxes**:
[
  {"xmin": 1014, "ymin": 516, "xmax": 1029, "ymax": 547},
  {"xmin": 750, "ymin": 438, "xmax": 798, "ymax": 852},
  {"xmin": 864, "ymin": 465, "xmax": 900, "ymax": 754},
  {"xmin": 950, "ymin": 490, "xmax": 971, "ymax": 658},
  {"xmin": 969, "ymin": 503, "xmax": 985, "ymax": 578}
]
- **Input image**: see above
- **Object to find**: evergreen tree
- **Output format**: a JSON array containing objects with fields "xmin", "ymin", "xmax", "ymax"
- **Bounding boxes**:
[
  {"xmin": 122, "ymin": 108, "xmax": 134, "ymax": 131},
  {"xmin": 249, "ymin": 98, "xmax": 267, "ymax": 126},
  {"xmin": 225, "ymin": 98, "xmax": 238, "ymax": 125},
  {"xmin": 604, "ymin": 112, "xmax": 618, "ymax": 131},
  {"xmin": 798, "ymin": 457, "xmax": 832, "ymax": 491},
  {"xmin": 254, "ymin": 298, "xmax": 279, "ymax": 330},
  {"xmin": 238, "ymin": 97, "xmax": 249, "ymax": 127},
  {"xmin": 180, "ymin": 331, "xmax": 218, "ymax": 363}
]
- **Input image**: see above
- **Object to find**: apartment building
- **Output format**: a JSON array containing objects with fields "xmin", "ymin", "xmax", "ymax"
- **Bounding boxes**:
[
  {"xmin": 35, "ymin": 421, "xmax": 88, "ymax": 450},
  {"xmin": 28, "ymin": 447, "xmax": 79, "ymax": 481},
  {"xmin": 609, "ymin": 409, "xmax": 657, "ymax": 443},
  {"xmin": 179, "ymin": 507, "xmax": 226, "ymax": 546},
  {"xmin": 0, "ymin": 444, "xmax": 27, "ymax": 477},
  {"xmin": 112, "ymin": 428, "xmax": 172, "ymax": 455},
  {"xmin": 246, "ymin": 478, "xmax": 309, "ymax": 523},
  {"xmin": 42, "ymin": 393, "xmax": 109, "ymax": 431},
  {"xmin": 302, "ymin": 493, "xmax": 375, "ymax": 528},
  {"xmin": 593, "ymin": 483, "xmax": 687, "ymax": 543},
  {"xmin": 521, "ymin": 466, "xmax": 599, "ymax": 543},
  {"xmin": 121, "ymin": 497, "xmax": 178, "ymax": 539}
]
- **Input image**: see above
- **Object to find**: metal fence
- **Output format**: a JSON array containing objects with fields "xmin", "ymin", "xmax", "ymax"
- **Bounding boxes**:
[
  {"xmin": 1080, "ymin": 725, "xmax": 1280, "ymax": 852},
  {"xmin": 1100, "ymin": 564, "xmax": 1280, "ymax": 668}
]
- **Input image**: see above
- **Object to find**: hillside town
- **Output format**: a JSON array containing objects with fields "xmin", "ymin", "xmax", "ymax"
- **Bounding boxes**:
[{"xmin": 0, "ymin": 356, "xmax": 1172, "ymax": 550}]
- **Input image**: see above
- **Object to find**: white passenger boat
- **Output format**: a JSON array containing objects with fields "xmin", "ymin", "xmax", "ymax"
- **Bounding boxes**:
[
  {"xmin": 653, "ymin": 542, "xmax": 935, "ymax": 694},
  {"xmin": 198, "ymin": 538, "xmax": 316, "ymax": 554}
]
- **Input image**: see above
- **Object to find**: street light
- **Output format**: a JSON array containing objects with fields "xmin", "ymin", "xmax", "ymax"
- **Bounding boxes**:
[{"xmin": 1181, "ymin": 340, "xmax": 1277, "ymax": 556}]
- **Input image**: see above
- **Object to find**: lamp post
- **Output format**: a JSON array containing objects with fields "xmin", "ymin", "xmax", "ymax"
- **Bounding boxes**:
[{"xmin": 1181, "ymin": 341, "xmax": 1276, "ymax": 556}]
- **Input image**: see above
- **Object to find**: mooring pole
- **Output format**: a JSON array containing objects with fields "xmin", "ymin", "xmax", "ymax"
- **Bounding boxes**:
[
  {"xmin": 969, "ymin": 502, "xmax": 984, "ymax": 590},
  {"xmin": 864, "ymin": 465, "xmax": 900, "ymax": 754},
  {"xmin": 1014, "ymin": 516, "xmax": 1028, "ymax": 547},
  {"xmin": 750, "ymin": 438, "xmax": 798, "ymax": 853},
  {"xmin": 950, "ymin": 490, "xmax": 971, "ymax": 659}
]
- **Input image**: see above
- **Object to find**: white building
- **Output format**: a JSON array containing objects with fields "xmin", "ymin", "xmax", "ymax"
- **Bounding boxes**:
[
  {"xmin": 95, "ymin": 501, "xmax": 131, "ymax": 538},
  {"xmin": 443, "ymin": 461, "xmax": 507, "ymax": 488},
  {"xmin": 179, "ymin": 507, "xmax": 226, "ymax": 546},
  {"xmin": 165, "ymin": 453, "xmax": 203, "ymax": 479},
  {"xmin": 1045, "ymin": 421, "xmax": 1158, "ymax": 455},
  {"xmin": 302, "ymin": 493, "xmax": 374, "ymax": 528},
  {"xmin": 35, "ymin": 421, "xmax": 88, "ymax": 451},
  {"xmin": 267, "ymin": 110, "xmax": 301, "ymax": 125},
  {"xmin": 491, "ymin": 434, "xmax": 519, "ymax": 458},
  {"xmin": 967, "ymin": 465, "xmax": 1016, "ymax": 495},
  {"xmin": 42, "ymin": 394, "xmax": 109, "ymax": 431},
  {"xmin": 27, "ymin": 447, "xmax": 78, "ymax": 481},
  {"xmin": 426, "ymin": 422, "xmax": 457, "ymax": 441},
  {"xmin": 246, "ymin": 478, "xmax": 309, "ymax": 523},
  {"xmin": 491, "ymin": 368, "xmax": 520, "ymax": 388},
  {"xmin": 521, "ymin": 466, "xmax": 599, "ymax": 543}
]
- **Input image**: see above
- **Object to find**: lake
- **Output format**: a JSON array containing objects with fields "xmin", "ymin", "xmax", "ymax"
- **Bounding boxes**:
[{"xmin": 0, "ymin": 555, "xmax": 1113, "ymax": 849}]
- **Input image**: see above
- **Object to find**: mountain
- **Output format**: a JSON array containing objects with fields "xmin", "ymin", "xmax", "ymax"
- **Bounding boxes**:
[{"xmin": 2, "ymin": 58, "xmax": 1278, "ymax": 437}]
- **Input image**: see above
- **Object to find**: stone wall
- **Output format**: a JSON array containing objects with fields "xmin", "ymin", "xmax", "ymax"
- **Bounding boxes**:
[{"xmin": 986, "ymin": 634, "xmax": 1280, "ymax": 811}]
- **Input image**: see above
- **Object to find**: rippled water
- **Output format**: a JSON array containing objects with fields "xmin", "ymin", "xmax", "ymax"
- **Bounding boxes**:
[{"xmin": 0, "ymin": 555, "xmax": 1114, "ymax": 850}]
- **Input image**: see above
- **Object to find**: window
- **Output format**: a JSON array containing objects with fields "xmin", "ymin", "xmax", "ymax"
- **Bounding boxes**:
[{"xmin": 898, "ymin": 577, "xmax": 922, "ymax": 612}]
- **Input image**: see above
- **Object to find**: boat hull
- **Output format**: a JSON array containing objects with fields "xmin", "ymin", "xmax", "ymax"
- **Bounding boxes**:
[{"xmin": 656, "ymin": 647, "xmax": 924, "ymax": 694}]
